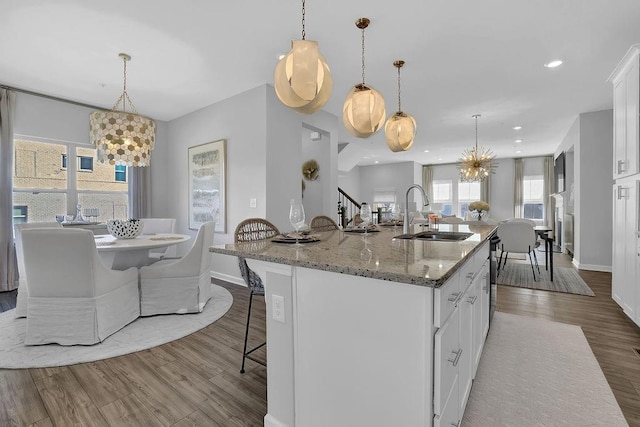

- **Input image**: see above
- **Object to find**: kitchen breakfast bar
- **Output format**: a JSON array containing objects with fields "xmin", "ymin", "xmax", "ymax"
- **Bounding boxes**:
[{"xmin": 210, "ymin": 223, "xmax": 496, "ymax": 427}]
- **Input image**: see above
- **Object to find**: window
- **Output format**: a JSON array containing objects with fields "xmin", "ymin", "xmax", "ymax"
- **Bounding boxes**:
[
  {"xmin": 523, "ymin": 175, "xmax": 544, "ymax": 219},
  {"xmin": 457, "ymin": 181, "xmax": 481, "ymax": 218},
  {"xmin": 432, "ymin": 180, "xmax": 453, "ymax": 215},
  {"xmin": 13, "ymin": 139, "xmax": 129, "ymax": 225},
  {"xmin": 78, "ymin": 156, "xmax": 94, "ymax": 171},
  {"xmin": 373, "ymin": 189, "xmax": 397, "ymax": 221},
  {"xmin": 13, "ymin": 206, "xmax": 27, "ymax": 225},
  {"xmin": 115, "ymin": 165, "xmax": 127, "ymax": 182}
]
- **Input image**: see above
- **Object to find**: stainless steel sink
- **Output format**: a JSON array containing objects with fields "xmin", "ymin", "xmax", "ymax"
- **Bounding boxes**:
[{"xmin": 393, "ymin": 231, "xmax": 473, "ymax": 241}]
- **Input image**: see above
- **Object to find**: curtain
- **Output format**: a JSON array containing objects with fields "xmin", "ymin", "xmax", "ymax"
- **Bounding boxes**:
[
  {"xmin": 543, "ymin": 155, "xmax": 555, "ymax": 231},
  {"xmin": 0, "ymin": 89, "xmax": 17, "ymax": 291},
  {"xmin": 481, "ymin": 175, "xmax": 491, "ymax": 206},
  {"xmin": 513, "ymin": 158, "xmax": 524, "ymax": 218},
  {"xmin": 422, "ymin": 165, "xmax": 433, "ymax": 203},
  {"xmin": 128, "ymin": 166, "xmax": 151, "ymax": 219}
]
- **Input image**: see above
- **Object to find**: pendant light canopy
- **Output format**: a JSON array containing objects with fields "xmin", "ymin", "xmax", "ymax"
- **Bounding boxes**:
[
  {"xmin": 384, "ymin": 60, "xmax": 416, "ymax": 152},
  {"xmin": 90, "ymin": 53, "xmax": 155, "ymax": 167},
  {"xmin": 458, "ymin": 114, "xmax": 497, "ymax": 182},
  {"xmin": 274, "ymin": 0, "xmax": 333, "ymax": 114},
  {"xmin": 343, "ymin": 18, "xmax": 386, "ymax": 138}
]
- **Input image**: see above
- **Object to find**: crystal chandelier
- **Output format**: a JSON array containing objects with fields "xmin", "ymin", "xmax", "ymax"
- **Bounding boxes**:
[
  {"xmin": 458, "ymin": 114, "xmax": 497, "ymax": 182},
  {"xmin": 343, "ymin": 18, "xmax": 386, "ymax": 138},
  {"xmin": 384, "ymin": 60, "xmax": 416, "ymax": 152},
  {"xmin": 90, "ymin": 53, "xmax": 155, "ymax": 167},
  {"xmin": 274, "ymin": 0, "xmax": 333, "ymax": 114}
]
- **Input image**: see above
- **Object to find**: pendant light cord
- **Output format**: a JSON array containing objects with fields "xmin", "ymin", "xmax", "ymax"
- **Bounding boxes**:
[
  {"xmin": 361, "ymin": 26, "xmax": 366, "ymax": 85},
  {"xmin": 397, "ymin": 66, "xmax": 402, "ymax": 112},
  {"xmin": 301, "ymin": 0, "xmax": 306, "ymax": 40},
  {"xmin": 111, "ymin": 55, "xmax": 139, "ymax": 114}
]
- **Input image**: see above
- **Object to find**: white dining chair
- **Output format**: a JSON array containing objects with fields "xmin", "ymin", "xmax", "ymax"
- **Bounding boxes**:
[
  {"xmin": 139, "ymin": 221, "xmax": 215, "ymax": 316},
  {"xmin": 21, "ymin": 228, "xmax": 140, "ymax": 345},
  {"xmin": 140, "ymin": 218, "xmax": 177, "ymax": 259},
  {"xmin": 497, "ymin": 220, "xmax": 541, "ymax": 280},
  {"xmin": 13, "ymin": 222, "xmax": 62, "ymax": 318}
]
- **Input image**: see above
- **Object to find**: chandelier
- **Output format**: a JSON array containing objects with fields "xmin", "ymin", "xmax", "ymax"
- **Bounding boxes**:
[
  {"xmin": 384, "ymin": 60, "xmax": 416, "ymax": 152},
  {"xmin": 458, "ymin": 114, "xmax": 497, "ymax": 182},
  {"xmin": 90, "ymin": 53, "xmax": 155, "ymax": 167},
  {"xmin": 274, "ymin": 0, "xmax": 333, "ymax": 114},
  {"xmin": 343, "ymin": 18, "xmax": 386, "ymax": 138}
]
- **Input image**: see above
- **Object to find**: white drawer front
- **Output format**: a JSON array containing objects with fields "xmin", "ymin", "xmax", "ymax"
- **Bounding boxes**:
[
  {"xmin": 434, "ymin": 306, "xmax": 460, "ymax": 416},
  {"xmin": 434, "ymin": 374, "xmax": 460, "ymax": 427},
  {"xmin": 435, "ymin": 271, "xmax": 461, "ymax": 328}
]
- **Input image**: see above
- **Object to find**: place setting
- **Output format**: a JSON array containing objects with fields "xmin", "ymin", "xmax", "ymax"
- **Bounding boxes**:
[
  {"xmin": 343, "ymin": 203, "xmax": 379, "ymax": 234},
  {"xmin": 271, "ymin": 200, "xmax": 321, "ymax": 245}
]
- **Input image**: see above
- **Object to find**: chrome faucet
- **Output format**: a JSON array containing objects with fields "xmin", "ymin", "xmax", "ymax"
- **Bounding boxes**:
[{"xmin": 403, "ymin": 184, "xmax": 430, "ymax": 235}]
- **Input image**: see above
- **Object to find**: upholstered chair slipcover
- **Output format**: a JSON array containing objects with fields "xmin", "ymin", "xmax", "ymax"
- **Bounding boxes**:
[
  {"xmin": 140, "ymin": 218, "xmax": 178, "ymax": 259},
  {"xmin": 14, "ymin": 222, "xmax": 62, "ymax": 318},
  {"xmin": 497, "ymin": 220, "xmax": 541, "ymax": 281},
  {"xmin": 139, "ymin": 221, "xmax": 215, "ymax": 316},
  {"xmin": 21, "ymin": 228, "xmax": 140, "ymax": 345}
]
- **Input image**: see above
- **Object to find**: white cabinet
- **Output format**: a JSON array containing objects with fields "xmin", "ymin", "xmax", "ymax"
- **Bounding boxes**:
[
  {"xmin": 612, "ymin": 181, "xmax": 639, "ymax": 322},
  {"xmin": 434, "ymin": 243, "xmax": 490, "ymax": 427},
  {"xmin": 609, "ymin": 45, "xmax": 640, "ymax": 179}
]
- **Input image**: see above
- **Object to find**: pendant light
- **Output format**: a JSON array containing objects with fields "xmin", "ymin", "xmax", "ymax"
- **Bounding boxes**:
[
  {"xmin": 458, "ymin": 114, "xmax": 497, "ymax": 182},
  {"xmin": 384, "ymin": 60, "xmax": 416, "ymax": 152},
  {"xmin": 274, "ymin": 0, "xmax": 333, "ymax": 114},
  {"xmin": 90, "ymin": 53, "xmax": 155, "ymax": 167},
  {"xmin": 343, "ymin": 18, "xmax": 386, "ymax": 138}
]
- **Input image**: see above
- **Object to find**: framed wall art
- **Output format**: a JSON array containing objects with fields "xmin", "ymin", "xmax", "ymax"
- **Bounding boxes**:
[{"xmin": 188, "ymin": 139, "xmax": 226, "ymax": 232}]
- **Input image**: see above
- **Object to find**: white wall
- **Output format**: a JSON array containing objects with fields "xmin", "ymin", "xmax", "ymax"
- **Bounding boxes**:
[
  {"xmin": 358, "ymin": 162, "xmax": 420, "ymax": 211},
  {"xmin": 301, "ymin": 128, "xmax": 325, "ymax": 220},
  {"xmin": 338, "ymin": 168, "xmax": 361, "ymax": 202}
]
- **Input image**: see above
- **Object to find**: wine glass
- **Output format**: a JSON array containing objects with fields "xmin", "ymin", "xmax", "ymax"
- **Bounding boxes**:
[
  {"xmin": 360, "ymin": 203, "xmax": 372, "ymax": 236},
  {"xmin": 289, "ymin": 201, "xmax": 306, "ymax": 246},
  {"xmin": 390, "ymin": 203, "xmax": 401, "ymax": 226}
]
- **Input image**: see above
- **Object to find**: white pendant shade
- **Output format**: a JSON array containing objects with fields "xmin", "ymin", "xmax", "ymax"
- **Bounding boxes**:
[
  {"xmin": 343, "ymin": 84, "xmax": 386, "ymax": 138},
  {"xmin": 274, "ymin": 40, "xmax": 333, "ymax": 114},
  {"xmin": 385, "ymin": 112, "xmax": 416, "ymax": 152}
]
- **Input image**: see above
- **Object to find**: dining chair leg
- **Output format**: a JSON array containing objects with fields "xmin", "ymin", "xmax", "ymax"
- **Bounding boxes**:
[
  {"xmin": 528, "ymin": 251, "xmax": 537, "ymax": 281},
  {"xmin": 502, "ymin": 252, "xmax": 509, "ymax": 270},
  {"xmin": 240, "ymin": 290, "xmax": 254, "ymax": 374},
  {"xmin": 532, "ymin": 249, "xmax": 541, "ymax": 274}
]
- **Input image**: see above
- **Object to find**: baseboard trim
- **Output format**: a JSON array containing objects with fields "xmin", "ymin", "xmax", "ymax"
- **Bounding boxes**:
[
  {"xmin": 571, "ymin": 260, "xmax": 612, "ymax": 273},
  {"xmin": 264, "ymin": 414, "xmax": 288, "ymax": 427},
  {"xmin": 211, "ymin": 271, "xmax": 246, "ymax": 287}
]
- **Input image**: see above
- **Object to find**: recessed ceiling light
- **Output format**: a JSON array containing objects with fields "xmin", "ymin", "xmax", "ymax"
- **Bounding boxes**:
[
  {"xmin": 374, "ymin": 160, "xmax": 379, "ymax": 164},
  {"xmin": 512, "ymin": 125, "xmax": 522, "ymax": 130},
  {"xmin": 438, "ymin": 157, "xmax": 442, "ymax": 161},
  {"xmin": 544, "ymin": 60, "xmax": 563, "ymax": 68},
  {"xmin": 515, "ymin": 139, "xmax": 523, "ymax": 143},
  {"xmin": 516, "ymin": 150, "xmax": 522, "ymax": 154},
  {"xmin": 424, "ymin": 149, "xmax": 429, "ymax": 153},
  {"xmin": 277, "ymin": 54, "xmax": 286, "ymax": 60}
]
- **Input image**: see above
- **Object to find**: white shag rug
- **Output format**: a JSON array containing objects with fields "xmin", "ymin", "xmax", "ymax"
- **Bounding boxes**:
[
  {"xmin": 0, "ymin": 284, "xmax": 232, "ymax": 369},
  {"xmin": 463, "ymin": 312, "xmax": 628, "ymax": 426}
]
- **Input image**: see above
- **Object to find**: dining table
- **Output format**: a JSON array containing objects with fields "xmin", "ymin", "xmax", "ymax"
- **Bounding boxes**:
[
  {"xmin": 533, "ymin": 225, "xmax": 554, "ymax": 281},
  {"xmin": 94, "ymin": 233, "xmax": 191, "ymax": 270}
]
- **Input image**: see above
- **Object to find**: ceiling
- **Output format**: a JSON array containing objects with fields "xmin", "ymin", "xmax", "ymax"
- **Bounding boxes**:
[{"xmin": 2, "ymin": 0, "xmax": 640, "ymax": 166}]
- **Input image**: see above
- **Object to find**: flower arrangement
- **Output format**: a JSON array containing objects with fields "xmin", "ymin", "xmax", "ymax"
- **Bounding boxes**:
[{"xmin": 468, "ymin": 200, "xmax": 490, "ymax": 221}]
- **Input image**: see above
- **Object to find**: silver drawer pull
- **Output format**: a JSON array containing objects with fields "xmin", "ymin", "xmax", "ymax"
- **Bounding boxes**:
[
  {"xmin": 451, "ymin": 422, "xmax": 460, "ymax": 427},
  {"xmin": 448, "ymin": 292, "xmax": 461, "ymax": 302},
  {"xmin": 466, "ymin": 272, "xmax": 475, "ymax": 280},
  {"xmin": 467, "ymin": 295, "xmax": 477, "ymax": 304},
  {"xmin": 618, "ymin": 159, "xmax": 626, "ymax": 174},
  {"xmin": 448, "ymin": 348, "xmax": 462, "ymax": 366},
  {"xmin": 618, "ymin": 185, "xmax": 627, "ymax": 199}
]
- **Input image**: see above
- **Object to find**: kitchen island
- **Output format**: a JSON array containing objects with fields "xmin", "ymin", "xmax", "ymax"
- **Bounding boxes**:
[{"xmin": 210, "ymin": 223, "xmax": 496, "ymax": 427}]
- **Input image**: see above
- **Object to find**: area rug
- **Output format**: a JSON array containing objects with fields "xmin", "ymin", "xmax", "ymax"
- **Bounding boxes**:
[
  {"xmin": 462, "ymin": 312, "xmax": 627, "ymax": 426},
  {"xmin": 497, "ymin": 263, "xmax": 595, "ymax": 296},
  {"xmin": 0, "ymin": 284, "xmax": 232, "ymax": 369}
]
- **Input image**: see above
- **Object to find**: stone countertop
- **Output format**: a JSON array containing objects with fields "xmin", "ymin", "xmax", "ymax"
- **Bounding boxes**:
[{"xmin": 209, "ymin": 223, "xmax": 497, "ymax": 288}]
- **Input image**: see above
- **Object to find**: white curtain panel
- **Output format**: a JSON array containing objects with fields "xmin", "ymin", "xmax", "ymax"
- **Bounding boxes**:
[
  {"xmin": 0, "ymin": 89, "xmax": 17, "ymax": 292},
  {"xmin": 513, "ymin": 158, "xmax": 524, "ymax": 218},
  {"xmin": 543, "ymin": 156, "xmax": 555, "ymax": 231},
  {"xmin": 128, "ymin": 166, "xmax": 151, "ymax": 219},
  {"xmin": 481, "ymin": 174, "xmax": 491, "ymax": 206},
  {"xmin": 422, "ymin": 165, "xmax": 433, "ymax": 204}
]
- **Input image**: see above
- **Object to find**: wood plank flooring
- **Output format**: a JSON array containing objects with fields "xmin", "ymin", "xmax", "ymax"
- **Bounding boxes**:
[{"xmin": 0, "ymin": 253, "xmax": 639, "ymax": 426}]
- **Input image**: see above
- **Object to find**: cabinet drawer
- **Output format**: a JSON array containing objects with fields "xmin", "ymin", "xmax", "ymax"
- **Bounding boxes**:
[
  {"xmin": 434, "ymin": 271, "xmax": 461, "ymax": 328},
  {"xmin": 434, "ymin": 306, "xmax": 460, "ymax": 416},
  {"xmin": 473, "ymin": 241, "xmax": 490, "ymax": 273}
]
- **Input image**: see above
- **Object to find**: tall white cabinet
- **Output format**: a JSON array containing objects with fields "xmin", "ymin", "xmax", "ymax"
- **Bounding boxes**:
[{"xmin": 609, "ymin": 45, "xmax": 640, "ymax": 326}]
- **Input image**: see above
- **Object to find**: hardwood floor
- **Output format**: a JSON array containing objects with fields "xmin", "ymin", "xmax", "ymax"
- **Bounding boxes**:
[{"xmin": 1, "ymin": 254, "xmax": 640, "ymax": 426}]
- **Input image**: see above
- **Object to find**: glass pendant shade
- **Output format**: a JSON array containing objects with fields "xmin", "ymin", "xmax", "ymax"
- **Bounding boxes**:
[
  {"xmin": 343, "ymin": 84, "xmax": 386, "ymax": 138},
  {"xmin": 90, "ymin": 111, "xmax": 155, "ymax": 167},
  {"xmin": 385, "ymin": 112, "xmax": 416, "ymax": 152},
  {"xmin": 90, "ymin": 53, "xmax": 155, "ymax": 167},
  {"xmin": 274, "ymin": 40, "xmax": 333, "ymax": 114}
]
